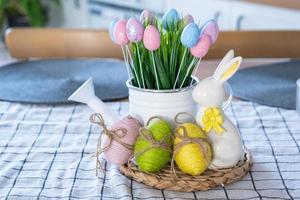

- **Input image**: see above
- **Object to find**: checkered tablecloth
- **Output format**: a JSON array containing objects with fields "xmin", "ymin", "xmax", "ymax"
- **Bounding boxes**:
[{"xmin": 0, "ymin": 100, "xmax": 299, "ymax": 200}]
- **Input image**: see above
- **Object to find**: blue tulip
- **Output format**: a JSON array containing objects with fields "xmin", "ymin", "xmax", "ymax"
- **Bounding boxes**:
[
  {"xmin": 162, "ymin": 8, "xmax": 179, "ymax": 30},
  {"xmin": 109, "ymin": 19, "xmax": 117, "ymax": 42},
  {"xmin": 180, "ymin": 22, "xmax": 200, "ymax": 48}
]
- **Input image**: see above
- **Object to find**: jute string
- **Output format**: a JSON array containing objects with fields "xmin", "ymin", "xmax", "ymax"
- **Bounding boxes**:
[{"xmin": 90, "ymin": 113, "xmax": 133, "ymax": 176}]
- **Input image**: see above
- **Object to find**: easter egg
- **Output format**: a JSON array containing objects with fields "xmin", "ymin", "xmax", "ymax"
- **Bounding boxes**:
[
  {"xmin": 114, "ymin": 19, "xmax": 129, "ymax": 46},
  {"xmin": 134, "ymin": 118, "xmax": 172, "ymax": 172},
  {"xmin": 183, "ymin": 14, "xmax": 194, "ymax": 26},
  {"xmin": 140, "ymin": 10, "xmax": 155, "ymax": 24},
  {"xmin": 190, "ymin": 34, "xmax": 212, "ymax": 58},
  {"xmin": 181, "ymin": 23, "xmax": 200, "ymax": 48},
  {"xmin": 109, "ymin": 19, "xmax": 117, "ymax": 43},
  {"xmin": 162, "ymin": 8, "xmax": 179, "ymax": 30},
  {"xmin": 102, "ymin": 115, "xmax": 141, "ymax": 165},
  {"xmin": 174, "ymin": 123, "xmax": 212, "ymax": 176},
  {"xmin": 126, "ymin": 17, "xmax": 144, "ymax": 42},
  {"xmin": 143, "ymin": 25, "xmax": 161, "ymax": 51},
  {"xmin": 147, "ymin": 118, "xmax": 172, "ymax": 141},
  {"xmin": 201, "ymin": 20, "xmax": 219, "ymax": 44}
]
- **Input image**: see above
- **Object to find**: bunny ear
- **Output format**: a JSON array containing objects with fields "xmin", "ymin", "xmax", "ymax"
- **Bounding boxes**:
[
  {"xmin": 213, "ymin": 49, "xmax": 234, "ymax": 79},
  {"xmin": 214, "ymin": 56, "xmax": 242, "ymax": 82}
]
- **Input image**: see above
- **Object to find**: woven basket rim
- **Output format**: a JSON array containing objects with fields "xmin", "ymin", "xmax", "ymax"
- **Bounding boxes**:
[{"xmin": 119, "ymin": 150, "xmax": 253, "ymax": 192}]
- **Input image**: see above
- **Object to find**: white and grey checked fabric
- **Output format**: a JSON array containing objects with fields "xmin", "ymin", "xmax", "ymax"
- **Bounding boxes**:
[{"xmin": 0, "ymin": 100, "xmax": 299, "ymax": 200}]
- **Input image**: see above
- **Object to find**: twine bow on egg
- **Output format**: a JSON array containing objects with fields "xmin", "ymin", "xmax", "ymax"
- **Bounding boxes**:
[
  {"xmin": 90, "ymin": 113, "xmax": 133, "ymax": 176},
  {"xmin": 202, "ymin": 107, "xmax": 226, "ymax": 134},
  {"xmin": 170, "ymin": 126, "xmax": 210, "ymax": 180},
  {"xmin": 131, "ymin": 128, "xmax": 172, "ymax": 161}
]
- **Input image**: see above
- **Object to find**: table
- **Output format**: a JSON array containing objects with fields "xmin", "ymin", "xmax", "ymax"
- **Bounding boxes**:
[
  {"xmin": 0, "ymin": 100, "xmax": 299, "ymax": 200},
  {"xmin": 0, "ymin": 49, "xmax": 298, "ymax": 199}
]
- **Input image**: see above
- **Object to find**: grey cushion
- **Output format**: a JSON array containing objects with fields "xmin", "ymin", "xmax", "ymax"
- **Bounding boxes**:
[
  {"xmin": 0, "ymin": 59, "xmax": 128, "ymax": 104},
  {"xmin": 229, "ymin": 60, "xmax": 300, "ymax": 109}
]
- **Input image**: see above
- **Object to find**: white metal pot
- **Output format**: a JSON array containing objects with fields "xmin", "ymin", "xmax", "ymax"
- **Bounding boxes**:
[{"xmin": 126, "ymin": 77, "xmax": 199, "ymax": 126}]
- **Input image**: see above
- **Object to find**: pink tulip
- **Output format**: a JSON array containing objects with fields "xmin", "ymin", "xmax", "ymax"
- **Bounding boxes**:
[
  {"xmin": 190, "ymin": 34, "xmax": 212, "ymax": 58},
  {"xmin": 143, "ymin": 25, "xmax": 161, "ymax": 51},
  {"xmin": 126, "ymin": 17, "xmax": 144, "ymax": 42},
  {"xmin": 114, "ymin": 19, "xmax": 129, "ymax": 46}
]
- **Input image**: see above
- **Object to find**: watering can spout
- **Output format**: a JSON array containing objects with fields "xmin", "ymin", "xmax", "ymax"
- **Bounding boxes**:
[
  {"xmin": 68, "ymin": 77, "xmax": 119, "ymax": 125},
  {"xmin": 68, "ymin": 77, "xmax": 95, "ymax": 103}
]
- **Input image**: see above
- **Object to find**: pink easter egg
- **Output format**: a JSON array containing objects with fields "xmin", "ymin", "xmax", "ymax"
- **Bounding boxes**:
[
  {"xmin": 126, "ymin": 17, "xmax": 144, "ymax": 42},
  {"xmin": 201, "ymin": 20, "xmax": 219, "ymax": 44},
  {"xmin": 103, "ymin": 115, "xmax": 141, "ymax": 165},
  {"xmin": 143, "ymin": 25, "xmax": 160, "ymax": 51},
  {"xmin": 190, "ymin": 34, "xmax": 212, "ymax": 58},
  {"xmin": 114, "ymin": 19, "xmax": 129, "ymax": 46}
]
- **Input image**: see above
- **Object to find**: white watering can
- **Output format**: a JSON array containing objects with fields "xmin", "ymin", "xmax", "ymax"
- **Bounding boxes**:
[{"xmin": 68, "ymin": 77, "xmax": 119, "ymax": 125}]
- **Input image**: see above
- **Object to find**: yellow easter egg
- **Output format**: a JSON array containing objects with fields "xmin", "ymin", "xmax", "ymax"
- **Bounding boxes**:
[{"xmin": 174, "ymin": 123, "xmax": 211, "ymax": 176}]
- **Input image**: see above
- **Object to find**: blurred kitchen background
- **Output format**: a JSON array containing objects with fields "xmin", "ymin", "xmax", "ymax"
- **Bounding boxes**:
[
  {"xmin": 1, "ymin": 0, "xmax": 300, "ymax": 33},
  {"xmin": 59, "ymin": 0, "xmax": 300, "ymax": 31}
]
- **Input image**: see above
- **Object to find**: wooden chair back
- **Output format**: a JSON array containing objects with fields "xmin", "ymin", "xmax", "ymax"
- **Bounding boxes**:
[
  {"xmin": 5, "ymin": 28, "xmax": 123, "ymax": 59},
  {"xmin": 209, "ymin": 31, "xmax": 300, "ymax": 58},
  {"xmin": 5, "ymin": 28, "xmax": 300, "ymax": 59}
]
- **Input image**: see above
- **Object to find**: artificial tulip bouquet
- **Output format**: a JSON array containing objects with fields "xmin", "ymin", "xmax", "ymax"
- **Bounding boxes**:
[{"xmin": 109, "ymin": 9, "xmax": 219, "ymax": 90}]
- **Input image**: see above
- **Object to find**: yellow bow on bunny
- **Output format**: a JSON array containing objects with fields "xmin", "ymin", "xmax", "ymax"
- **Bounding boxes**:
[{"xmin": 202, "ymin": 107, "xmax": 225, "ymax": 134}]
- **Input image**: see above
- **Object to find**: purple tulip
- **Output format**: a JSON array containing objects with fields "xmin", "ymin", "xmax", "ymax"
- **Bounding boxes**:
[
  {"xmin": 183, "ymin": 14, "xmax": 194, "ymax": 26},
  {"xmin": 140, "ymin": 10, "xmax": 155, "ymax": 24},
  {"xmin": 201, "ymin": 20, "xmax": 219, "ymax": 44},
  {"xmin": 126, "ymin": 17, "xmax": 144, "ymax": 42}
]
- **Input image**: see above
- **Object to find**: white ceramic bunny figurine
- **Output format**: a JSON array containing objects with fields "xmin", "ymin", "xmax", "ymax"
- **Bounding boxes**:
[{"xmin": 192, "ymin": 50, "xmax": 244, "ymax": 169}]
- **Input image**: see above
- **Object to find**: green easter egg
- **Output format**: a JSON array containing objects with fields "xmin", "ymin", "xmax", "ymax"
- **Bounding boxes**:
[
  {"xmin": 135, "ymin": 137, "xmax": 171, "ymax": 172},
  {"xmin": 134, "ymin": 118, "xmax": 172, "ymax": 173},
  {"xmin": 147, "ymin": 118, "xmax": 172, "ymax": 143}
]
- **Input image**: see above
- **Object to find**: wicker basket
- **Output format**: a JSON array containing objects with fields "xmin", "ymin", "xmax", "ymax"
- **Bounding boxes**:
[{"xmin": 120, "ymin": 151, "xmax": 252, "ymax": 192}]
